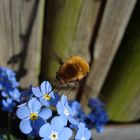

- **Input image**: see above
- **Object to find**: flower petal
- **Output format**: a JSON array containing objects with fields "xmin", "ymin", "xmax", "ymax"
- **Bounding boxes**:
[
  {"xmin": 16, "ymin": 105, "xmax": 30, "ymax": 119},
  {"xmin": 1, "ymin": 91, "xmax": 7, "ymax": 97},
  {"xmin": 59, "ymin": 127, "xmax": 72, "ymax": 140},
  {"xmin": 40, "ymin": 81, "xmax": 52, "ymax": 94},
  {"xmin": 65, "ymin": 104, "xmax": 73, "ymax": 115},
  {"xmin": 75, "ymin": 123, "xmax": 86, "ymax": 139},
  {"xmin": 17, "ymin": 103, "xmax": 27, "ymax": 108},
  {"xmin": 68, "ymin": 116, "xmax": 78, "ymax": 125},
  {"xmin": 2, "ymin": 100, "xmax": 7, "ymax": 107},
  {"xmin": 7, "ymin": 98, "xmax": 13, "ymax": 104},
  {"xmin": 20, "ymin": 118, "xmax": 32, "ymax": 134},
  {"xmin": 85, "ymin": 128, "xmax": 91, "ymax": 139},
  {"xmin": 49, "ymin": 91, "xmax": 54, "ymax": 98},
  {"xmin": 28, "ymin": 98, "xmax": 42, "ymax": 113},
  {"xmin": 39, "ymin": 123, "xmax": 52, "ymax": 138},
  {"xmin": 9, "ymin": 88, "xmax": 20, "ymax": 102},
  {"xmin": 31, "ymin": 117, "xmax": 46, "ymax": 133},
  {"xmin": 50, "ymin": 92, "xmax": 60, "ymax": 106},
  {"xmin": 56, "ymin": 102, "xmax": 64, "ymax": 115},
  {"xmin": 39, "ymin": 97, "xmax": 50, "ymax": 107},
  {"xmin": 51, "ymin": 116, "xmax": 65, "ymax": 132},
  {"xmin": 39, "ymin": 108, "xmax": 52, "ymax": 120},
  {"xmin": 32, "ymin": 86, "xmax": 43, "ymax": 97},
  {"xmin": 60, "ymin": 95, "xmax": 68, "ymax": 105},
  {"xmin": 75, "ymin": 129, "xmax": 82, "ymax": 139},
  {"xmin": 42, "ymin": 138, "xmax": 48, "ymax": 140}
]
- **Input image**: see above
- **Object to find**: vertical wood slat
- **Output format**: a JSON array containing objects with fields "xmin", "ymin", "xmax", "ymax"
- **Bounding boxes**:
[
  {"xmin": 102, "ymin": 0, "xmax": 140, "ymax": 121},
  {"xmin": 41, "ymin": 0, "xmax": 101, "ymax": 99},
  {"xmin": 81, "ymin": 0, "xmax": 137, "ymax": 111},
  {"xmin": 0, "ymin": 0, "xmax": 45, "ymax": 88}
]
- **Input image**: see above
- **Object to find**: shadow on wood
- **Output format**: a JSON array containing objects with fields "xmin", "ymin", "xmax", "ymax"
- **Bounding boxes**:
[{"xmin": 7, "ymin": 0, "xmax": 39, "ymax": 80}]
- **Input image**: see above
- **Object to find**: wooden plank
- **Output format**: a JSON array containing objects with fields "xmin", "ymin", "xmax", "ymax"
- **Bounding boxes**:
[
  {"xmin": 81, "ymin": 0, "xmax": 137, "ymax": 112},
  {"xmin": 101, "ymin": 0, "xmax": 140, "ymax": 121},
  {"xmin": 40, "ymin": 0, "xmax": 101, "ymax": 100},
  {"xmin": 93, "ymin": 124, "xmax": 140, "ymax": 140},
  {"xmin": 0, "ymin": 0, "xmax": 45, "ymax": 88}
]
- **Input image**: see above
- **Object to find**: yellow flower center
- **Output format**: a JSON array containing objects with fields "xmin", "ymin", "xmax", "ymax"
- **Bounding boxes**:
[
  {"xmin": 30, "ymin": 113, "xmax": 38, "ymax": 121},
  {"xmin": 44, "ymin": 94, "xmax": 51, "ymax": 100}
]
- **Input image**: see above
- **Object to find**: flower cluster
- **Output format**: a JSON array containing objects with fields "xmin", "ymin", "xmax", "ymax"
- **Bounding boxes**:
[
  {"xmin": 0, "ymin": 66, "xmax": 20, "ymax": 112},
  {"xmin": 87, "ymin": 98, "xmax": 109, "ymax": 132},
  {"xmin": 0, "ymin": 66, "xmax": 108, "ymax": 140},
  {"xmin": 17, "ymin": 81, "xmax": 92, "ymax": 140},
  {"xmin": 69, "ymin": 98, "xmax": 108, "ymax": 133}
]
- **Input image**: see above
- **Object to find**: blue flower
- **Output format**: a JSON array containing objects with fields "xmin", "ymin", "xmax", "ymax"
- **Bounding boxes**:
[
  {"xmin": 1, "ymin": 89, "xmax": 20, "ymax": 113},
  {"xmin": 39, "ymin": 116, "xmax": 72, "ymax": 140},
  {"xmin": 88, "ymin": 98, "xmax": 104, "ymax": 110},
  {"xmin": 57, "ymin": 95, "xmax": 78, "ymax": 125},
  {"xmin": 9, "ymin": 88, "xmax": 20, "ymax": 102},
  {"xmin": 32, "ymin": 81, "xmax": 56, "ymax": 107},
  {"xmin": 86, "ymin": 98, "xmax": 108, "ymax": 132},
  {"xmin": 75, "ymin": 123, "xmax": 91, "ymax": 140},
  {"xmin": 16, "ymin": 98, "xmax": 52, "ymax": 134},
  {"xmin": 87, "ymin": 109, "xmax": 108, "ymax": 132},
  {"xmin": 1, "ymin": 98, "xmax": 15, "ymax": 112},
  {"xmin": 69, "ymin": 100, "xmax": 86, "ymax": 122},
  {"xmin": 0, "ymin": 66, "xmax": 19, "ymax": 90},
  {"xmin": 51, "ymin": 91, "xmax": 60, "ymax": 107},
  {"xmin": 0, "ymin": 66, "xmax": 20, "ymax": 112},
  {"xmin": 1, "ymin": 88, "xmax": 20, "ymax": 102}
]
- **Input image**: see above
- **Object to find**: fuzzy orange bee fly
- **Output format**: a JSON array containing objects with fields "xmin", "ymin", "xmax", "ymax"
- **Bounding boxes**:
[{"xmin": 55, "ymin": 56, "xmax": 90, "ymax": 85}]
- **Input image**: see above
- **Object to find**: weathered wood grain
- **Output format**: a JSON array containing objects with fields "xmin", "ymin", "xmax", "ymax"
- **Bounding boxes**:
[
  {"xmin": 101, "ymin": 1, "xmax": 140, "ymax": 121},
  {"xmin": 41, "ymin": 0, "xmax": 101, "ymax": 100},
  {"xmin": 0, "ymin": 0, "xmax": 45, "ymax": 88},
  {"xmin": 81, "ymin": 0, "xmax": 137, "ymax": 112}
]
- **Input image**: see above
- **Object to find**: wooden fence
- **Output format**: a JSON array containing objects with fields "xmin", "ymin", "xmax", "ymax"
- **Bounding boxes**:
[{"xmin": 0, "ymin": 0, "xmax": 139, "ymax": 123}]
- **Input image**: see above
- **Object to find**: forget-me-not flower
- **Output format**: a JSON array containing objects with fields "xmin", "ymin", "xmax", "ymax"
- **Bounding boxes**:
[
  {"xmin": 0, "ymin": 66, "xmax": 20, "ymax": 112},
  {"xmin": 75, "ymin": 123, "xmax": 91, "ymax": 140},
  {"xmin": 32, "ymin": 81, "xmax": 56, "ymax": 107},
  {"xmin": 16, "ymin": 98, "xmax": 52, "ymax": 134},
  {"xmin": 39, "ymin": 116, "xmax": 72, "ymax": 140},
  {"xmin": 57, "ymin": 95, "xmax": 78, "ymax": 125},
  {"xmin": 86, "ymin": 98, "xmax": 108, "ymax": 132},
  {"xmin": 1, "ymin": 98, "xmax": 15, "ymax": 112},
  {"xmin": 69, "ymin": 100, "xmax": 86, "ymax": 122},
  {"xmin": 0, "ymin": 66, "xmax": 19, "ymax": 90},
  {"xmin": 88, "ymin": 98, "xmax": 104, "ymax": 111}
]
